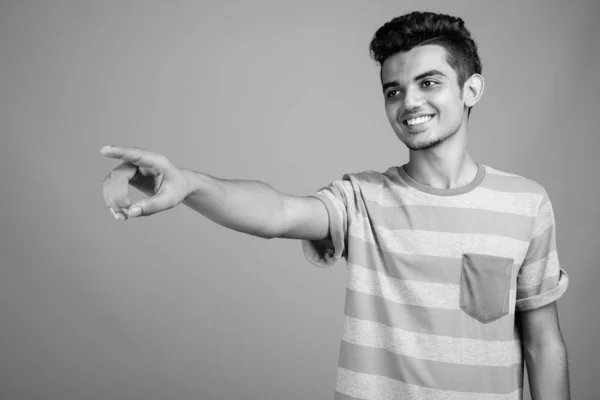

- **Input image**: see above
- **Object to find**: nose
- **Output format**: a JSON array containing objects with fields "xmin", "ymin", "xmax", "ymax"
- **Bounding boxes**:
[{"xmin": 404, "ymin": 87, "xmax": 424, "ymax": 109}]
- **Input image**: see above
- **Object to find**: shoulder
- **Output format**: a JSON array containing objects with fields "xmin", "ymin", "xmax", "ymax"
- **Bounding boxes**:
[
  {"xmin": 335, "ymin": 167, "xmax": 390, "ymax": 186},
  {"xmin": 482, "ymin": 164, "xmax": 549, "ymax": 201},
  {"xmin": 322, "ymin": 168, "xmax": 398, "ymax": 201},
  {"xmin": 340, "ymin": 166, "xmax": 403, "ymax": 190}
]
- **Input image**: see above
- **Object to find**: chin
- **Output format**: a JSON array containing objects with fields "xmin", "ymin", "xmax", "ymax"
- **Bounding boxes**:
[
  {"xmin": 402, "ymin": 133, "xmax": 444, "ymax": 151},
  {"xmin": 410, "ymin": 139, "xmax": 443, "ymax": 151}
]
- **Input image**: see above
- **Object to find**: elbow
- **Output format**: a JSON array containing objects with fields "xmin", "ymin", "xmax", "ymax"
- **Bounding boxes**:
[{"xmin": 524, "ymin": 335, "xmax": 568, "ymax": 362}]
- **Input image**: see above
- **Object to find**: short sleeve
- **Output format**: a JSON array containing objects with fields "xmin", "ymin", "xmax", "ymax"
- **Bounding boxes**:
[
  {"xmin": 515, "ymin": 192, "xmax": 569, "ymax": 312},
  {"xmin": 301, "ymin": 174, "xmax": 355, "ymax": 268}
]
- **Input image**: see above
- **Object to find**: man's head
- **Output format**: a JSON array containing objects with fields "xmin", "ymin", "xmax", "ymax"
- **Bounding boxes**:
[{"xmin": 369, "ymin": 12, "xmax": 484, "ymax": 151}]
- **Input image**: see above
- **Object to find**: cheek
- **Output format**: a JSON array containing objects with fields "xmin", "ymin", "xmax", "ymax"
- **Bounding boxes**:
[
  {"xmin": 385, "ymin": 104, "xmax": 399, "ymax": 123},
  {"xmin": 436, "ymin": 96, "xmax": 462, "ymax": 122}
]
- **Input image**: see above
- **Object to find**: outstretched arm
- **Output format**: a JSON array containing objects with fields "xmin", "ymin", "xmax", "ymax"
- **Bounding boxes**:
[{"xmin": 101, "ymin": 146, "xmax": 329, "ymax": 241}]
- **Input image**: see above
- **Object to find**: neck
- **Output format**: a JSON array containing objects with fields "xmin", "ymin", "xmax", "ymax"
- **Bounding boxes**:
[{"xmin": 404, "ymin": 122, "xmax": 478, "ymax": 190}]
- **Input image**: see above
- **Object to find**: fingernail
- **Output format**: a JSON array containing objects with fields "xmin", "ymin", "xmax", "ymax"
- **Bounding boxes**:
[
  {"xmin": 109, "ymin": 207, "xmax": 124, "ymax": 220},
  {"xmin": 129, "ymin": 207, "xmax": 141, "ymax": 218},
  {"xmin": 100, "ymin": 145, "xmax": 112, "ymax": 153}
]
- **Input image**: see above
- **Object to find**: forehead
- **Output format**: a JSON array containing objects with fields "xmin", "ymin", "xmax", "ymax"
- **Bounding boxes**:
[{"xmin": 381, "ymin": 44, "xmax": 456, "ymax": 84}]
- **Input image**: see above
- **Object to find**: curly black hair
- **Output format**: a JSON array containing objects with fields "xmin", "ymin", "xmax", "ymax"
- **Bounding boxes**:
[{"xmin": 370, "ymin": 11, "xmax": 482, "ymax": 95}]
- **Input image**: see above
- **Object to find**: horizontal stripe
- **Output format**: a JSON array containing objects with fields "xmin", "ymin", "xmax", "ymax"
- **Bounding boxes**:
[
  {"xmin": 348, "ymin": 262, "xmax": 517, "ymax": 313},
  {"xmin": 348, "ymin": 216, "xmax": 530, "ymax": 262},
  {"xmin": 314, "ymin": 177, "xmax": 354, "ymax": 202},
  {"xmin": 532, "ymin": 199, "xmax": 554, "ymax": 238},
  {"xmin": 517, "ymin": 275, "xmax": 560, "ymax": 299},
  {"xmin": 521, "ymin": 225, "xmax": 556, "ymax": 265},
  {"xmin": 342, "ymin": 316, "xmax": 522, "ymax": 367},
  {"xmin": 336, "ymin": 367, "xmax": 523, "ymax": 400},
  {"xmin": 366, "ymin": 202, "xmax": 535, "ymax": 241},
  {"xmin": 515, "ymin": 269, "xmax": 569, "ymax": 312},
  {"xmin": 517, "ymin": 250, "xmax": 559, "ymax": 288},
  {"xmin": 347, "ymin": 235, "xmax": 519, "ymax": 288},
  {"xmin": 345, "ymin": 289, "xmax": 518, "ymax": 341},
  {"xmin": 481, "ymin": 167, "xmax": 545, "ymax": 192},
  {"xmin": 339, "ymin": 341, "xmax": 523, "ymax": 394}
]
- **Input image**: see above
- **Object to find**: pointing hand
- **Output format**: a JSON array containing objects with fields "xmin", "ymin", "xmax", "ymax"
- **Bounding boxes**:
[{"xmin": 101, "ymin": 146, "xmax": 190, "ymax": 221}]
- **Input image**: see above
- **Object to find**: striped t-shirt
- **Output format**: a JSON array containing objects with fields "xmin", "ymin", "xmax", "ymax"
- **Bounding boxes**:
[{"xmin": 301, "ymin": 163, "xmax": 569, "ymax": 400}]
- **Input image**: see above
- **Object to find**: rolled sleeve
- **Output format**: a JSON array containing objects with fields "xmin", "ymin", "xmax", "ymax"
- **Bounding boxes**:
[
  {"xmin": 515, "ymin": 192, "xmax": 568, "ymax": 311},
  {"xmin": 301, "ymin": 175, "xmax": 354, "ymax": 268},
  {"xmin": 516, "ymin": 269, "xmax": 569, "ymax": 311}
]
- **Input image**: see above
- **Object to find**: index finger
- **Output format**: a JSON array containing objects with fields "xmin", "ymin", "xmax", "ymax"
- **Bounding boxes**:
[{"xmin": 100, "ymin": 146, "xmax": 156, "ymax": 168}]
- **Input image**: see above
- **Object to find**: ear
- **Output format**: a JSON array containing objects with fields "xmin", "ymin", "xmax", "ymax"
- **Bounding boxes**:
[{"xmin": 463, "ymin": 74, "xmax": 485, "ymax": 107}]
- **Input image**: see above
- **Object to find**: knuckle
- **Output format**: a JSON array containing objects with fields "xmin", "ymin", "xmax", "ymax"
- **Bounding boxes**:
[{"xmin": 157, "ymin": 154, "xmax": 171, "ymax": 166}]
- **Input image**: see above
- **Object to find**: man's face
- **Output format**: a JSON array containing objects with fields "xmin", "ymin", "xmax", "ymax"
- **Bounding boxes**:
[{"xmin": 381, "ymin": 44, "xmax": 467, "ymax": 151}]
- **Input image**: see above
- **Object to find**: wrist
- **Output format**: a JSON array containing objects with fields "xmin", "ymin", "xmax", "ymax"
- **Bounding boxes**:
[{"xmin": 181, "ymin": 168, "xmax": 212, "ymax": 199}]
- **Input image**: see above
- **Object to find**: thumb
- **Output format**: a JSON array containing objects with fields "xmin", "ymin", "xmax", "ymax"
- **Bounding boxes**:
[{"xmin": 126, "ymin": 192, "xmax": 177, "ymax": 218}]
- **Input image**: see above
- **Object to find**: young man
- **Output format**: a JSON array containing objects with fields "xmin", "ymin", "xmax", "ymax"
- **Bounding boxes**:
[{"xmin": 101, "ymin": 11, "xmax": 570, "ymax": 400}]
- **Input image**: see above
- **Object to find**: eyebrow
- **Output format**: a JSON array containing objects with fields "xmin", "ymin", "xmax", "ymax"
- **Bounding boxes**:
[{"xmin": 382, "ymin": 69, "xmax": 448, "ymax": 92}]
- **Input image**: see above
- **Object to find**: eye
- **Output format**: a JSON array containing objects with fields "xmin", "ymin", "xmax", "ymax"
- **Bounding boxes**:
[
  {"xmin": 421, "ymin": 80, "xmax": 438, "ymax": 88},
  {"xmin": 386, "ymin": 90, "xmax": 400, "ymax": 99}
]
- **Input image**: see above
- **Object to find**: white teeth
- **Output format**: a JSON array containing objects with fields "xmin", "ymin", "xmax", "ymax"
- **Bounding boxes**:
[{"xmin": 406, "ymin": 115, "xmax": 433, "ymax": 126}]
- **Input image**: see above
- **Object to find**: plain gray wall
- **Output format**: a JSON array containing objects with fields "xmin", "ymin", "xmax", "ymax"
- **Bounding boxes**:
[{"xmin": 1, "ymin": 1, "xmax": 598, "ymax": 399}]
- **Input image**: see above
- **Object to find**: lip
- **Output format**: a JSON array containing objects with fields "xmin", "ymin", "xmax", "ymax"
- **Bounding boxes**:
[
  {"xmin": 401, "ymin": 113, "xmax": 435, "ymax": 125},
  {"xmin": 402, "ymin": 114, "xmax": 435, "ymax": 132}
]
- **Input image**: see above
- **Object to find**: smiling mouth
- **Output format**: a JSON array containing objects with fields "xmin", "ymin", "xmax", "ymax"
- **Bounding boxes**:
[{"xmin": 403, "ymin": 114, "xmax": 435, "ymax": 127}]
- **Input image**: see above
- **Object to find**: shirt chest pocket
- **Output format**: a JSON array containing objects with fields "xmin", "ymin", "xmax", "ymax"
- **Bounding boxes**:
[{"xmin": 459, "ymin": 253, "xmax": 514, "ymax": 324}]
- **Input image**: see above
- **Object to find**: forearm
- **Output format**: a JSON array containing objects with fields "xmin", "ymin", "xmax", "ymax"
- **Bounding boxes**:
[
  {"xmin": 525, "ymin": 340, "xmax": 570, "ymax": 400},
  {"xmin": 176, "ymin": 168, "xmax": 284, "ymax": 239}
]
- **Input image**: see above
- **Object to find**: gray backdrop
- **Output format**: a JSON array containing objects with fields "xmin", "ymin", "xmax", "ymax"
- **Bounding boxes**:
[{"xmin": 2, "ymin": 1, "xmax": 598, "ymax": 399}]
